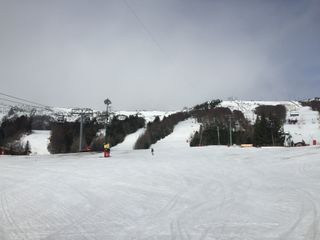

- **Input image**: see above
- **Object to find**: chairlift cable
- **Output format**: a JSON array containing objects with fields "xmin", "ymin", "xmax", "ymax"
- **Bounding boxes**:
[
  {"xmin": 122, "ymin": 0, "xmax": 167, "ymax": 57},
  {"xmin": 0, "ymin": 97, "xmax": 43, "ymax": 109},
  {"xmin": 0, "ymin": 91, "xmax": 51, "ymax": 109}
]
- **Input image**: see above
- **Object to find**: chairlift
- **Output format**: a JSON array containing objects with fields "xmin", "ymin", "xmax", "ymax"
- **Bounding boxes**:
[
  {"xmin": 56, "ymin": 115, "xmax": 66, "ymax": 123},
  {"xmin": 71, "ymin": 108, "xmax": 93, "ymax": 115},
  {"xmin": 116, "ymin": 114, "xmax": 128, "ymax": 121},
  {"xmin": 289, "ymin": 111, "xmax": 299, "ymax": 117}
]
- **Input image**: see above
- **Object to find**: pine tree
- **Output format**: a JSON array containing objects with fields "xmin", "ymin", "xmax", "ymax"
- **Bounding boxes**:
[
  {"xmin": 253, "ymin": 114, "xmax": 285, "ymax": 146},
  {"xmin": 253, "ymin": 114, "xmax": 268, "ymax": 146}
]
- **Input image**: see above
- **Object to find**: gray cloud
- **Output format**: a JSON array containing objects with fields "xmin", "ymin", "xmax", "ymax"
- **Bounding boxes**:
[{"xmin": 1, "ymin": 0, "xmax": 319, "ymax": 110}]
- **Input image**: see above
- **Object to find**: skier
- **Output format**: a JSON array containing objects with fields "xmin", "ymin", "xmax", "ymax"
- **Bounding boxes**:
[
  {"xmin": 151, "ymin": 148, "xmax": 154, "ymax": 156},
  {"xmin": 104, "ymin": 143, "xmax": 110, "ymax": 157}
]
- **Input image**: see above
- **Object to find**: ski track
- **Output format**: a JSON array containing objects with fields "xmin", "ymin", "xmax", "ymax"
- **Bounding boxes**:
[{"xmin": 0, "ymin": 146, "xmax": 320, "ymax": 239}]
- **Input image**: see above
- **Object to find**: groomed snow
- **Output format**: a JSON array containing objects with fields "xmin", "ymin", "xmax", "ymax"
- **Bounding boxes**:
[
  {"xmin": 284, "ymin": 106, "xmax": 320, "ymax": 145},
  {"xmin": 1, "ymin": 145, "xmax": 320, "ymax": 239},
  {"xmin": 112, "ymin": 128, "xmax": 145, "ymax": 151},
  {"xmin": 113, "ymin": 118, "xmax": 200, "ymax": 151},
  {"xmin": 152, "ymin": 118, "xmax": 200, "ymax": 150},
  {"xmin": 20, "ymin": 130, "xmax": 50, "ymax": 155}
]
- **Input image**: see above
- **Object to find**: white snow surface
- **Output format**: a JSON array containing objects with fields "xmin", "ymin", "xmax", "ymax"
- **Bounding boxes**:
[
  {"xmin": 20, "ymin": 130, "xmax": 50, "ymax": 155},
  {"xmin": 152, "ymin": 118, "xmax": 201, "ymax": 150},
  {"xmin": 112, "ymin": 128, "xmax": 145, "ymax": 151},
  {"xmin": 219, "ymin": 100, "xmax": 320, "ymax": 144},
  {"xmin": 1, "ymin": 146, "xmax": 320, "ymax": 239},
  {"xmin": 113, "ymin": 118, "xmax": 200, "ymax": 151},
  {"xmin": 284, "ymin": 106, "xmax": 320, "ymax": 145}
]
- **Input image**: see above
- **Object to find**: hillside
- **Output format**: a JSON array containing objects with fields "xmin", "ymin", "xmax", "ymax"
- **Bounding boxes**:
[
  {"xmin": 218, "ymin": 100, "xmax": 300, "ymax": 123},
  {"xmin": 217, "ymin": 100, "xmax": 319, "ymax": 145},
  {"xmin": 20, "ymin": 130, "xmax": 50, "ymax": 155},
  {"xmin": 1, "ymin": 99, "xmax": 319, "ymax": 154},
  {"xmin": 1, "ymin": 100, "xmax": 320, "ymax": 239}
]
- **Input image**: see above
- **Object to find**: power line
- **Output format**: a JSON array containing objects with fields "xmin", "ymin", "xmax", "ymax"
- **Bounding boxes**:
[
  {"xmin": 122, "ymin": 0, "xmax": 167, "ymax": 56},
  {"xmin": 0, "ymin": 97, "xmax": 38, "ymax": 108}
]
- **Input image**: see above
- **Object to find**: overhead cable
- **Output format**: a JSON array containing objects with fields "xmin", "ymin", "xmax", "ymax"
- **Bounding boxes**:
[
  {"xmin": 122, "ymin": 0, "xmax": 166, "ymax": 55},
  {"xmin": 0, "ymin": 91, "xmax": 51, "ymax": 109}
]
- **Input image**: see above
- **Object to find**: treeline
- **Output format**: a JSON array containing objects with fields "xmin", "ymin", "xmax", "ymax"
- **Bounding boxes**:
[
  {"xmin": 109, "ymin": 115, "xmax": 145, "ymax": 147},
  {"xmin": 192, "ymin": 99, "xmax": 222, "ymax": 111},
  {"xmin": 30, "ymin": 115, "xmax": 53, "ymax": 130},
  {"xmin": 1, "ymin": 101, "xmax": 291, "ymax": 154},
  {"xmin": 0, "ymin": 115, "xmax": 32, "ymax": 154},
  {"xmin": 190, "ymin": 106, "xmax": 253, "ymax": 146},
  {"xmin": 301, "ymin": 99, "xmax": 320, "ymax": 113},
  {"xmin": 253, "ymin": 105, "xmax": 286, "ymax": 146},
  {"xmin": 190, "ymin": 104, "xmax": 287, "ymax": 147},
  {"xmin": 48, "ymin": 120, "xmax": 100, "ymax": 154},
  {"xmin": 134, "ymin": 112, "xmax": 190, "ymax": 149},
  {"xmin": 255, "ymin": 105, "xmax": 286, "ymax": 122},
  {"xmin": 49, "ymin": 114, "xmax": 145, "ymax": 153},
  {"xmin": 91, "ymin": 115, "xmax": 146, "ymax": 151}
]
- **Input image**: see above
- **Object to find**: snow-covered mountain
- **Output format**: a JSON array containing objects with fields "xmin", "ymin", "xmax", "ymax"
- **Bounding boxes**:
[
  {"xmin": 0, "ymin": 105, "xmax": 176, "ymax": 124},
  {"xmin": 2, "ymin": 99, "xmax": 320, "ymax": 154},
  {"xmin": 218, "ymin": 100, "xmax": 301, "ymax": 123},
  {"xmin": 217, "ymin": 100, "xmax": 320, "ymax": 145},
  {"xmin": 2, "ymin": 103, "xmax": 320, "ymax": 239}
]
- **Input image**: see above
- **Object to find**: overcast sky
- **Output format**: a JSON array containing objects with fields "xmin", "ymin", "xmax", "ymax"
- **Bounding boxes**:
[{"xmin": 1, "ymin": 0, "xmax": 320, "ymax": 111}]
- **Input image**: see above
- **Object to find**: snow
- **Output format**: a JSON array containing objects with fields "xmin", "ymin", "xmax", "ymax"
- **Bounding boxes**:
[
  {"xmin": 284, "ymin": 106, "xmax": 320, "ymax": 145},
  {"xmin": 219, "ymin": 100, "xmax": 300, "ymax": 123},
  {"xmin": 113, "ymin": 128, "xmax": 145, "ymax": 151},
  {"xmin": 20, "ymin": 130, "xmax": 50, "ymax": 155},
  {"xmin": 113, "ymin": 118, "xmax": 200, "ymax": 151},
  {"xmin": 1, "ymin": 106, "xmax": 175, "ymax": 125},
  {"xmin": 1, "ymin": 102, "xmax": 320, "ymax": 239},
  {"xmin": 219, "ymin": 100, "xmax": 320, "ymax": 145},
  {"xmin": 115, "ymin": 110, "xmax": 177, "ymax": 122},
  {"xmin": 152, "ymin": 118, "xmax": 200, "ymax": 150},
  {"xmin": 1, "ymin": 145, "xmax": 320, "ymax": 239}
]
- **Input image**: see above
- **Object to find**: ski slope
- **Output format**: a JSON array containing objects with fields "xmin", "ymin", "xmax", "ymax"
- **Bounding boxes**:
[
  {"xmin": 3, "ymin": 100, "xmax": 320, "ymax": 153},
  {"xmin": 219, "ymin": 100, "xmax": 300, "ymax": 124},
  {"xmin": 219, "ymin": 100, "xmax": 320, "ymax": 145},
  {"xmin": 284, "ymin": 106, "xmax": 320, "ymax": 145},
  {"xmin": 113, "ymin": 118, "xmax": 200, "ymax": 152},
  {"xmin": 112, "ymin": 128, "xmax": 145, "ymax": 151},
  {"xmin": 1, "ymin": 145, "xmax": 320, "ymax": 239},
  {"xmin": 152, "ymin": 118, "xmax": 200, "ymax": 150},
  {"xmin": 20, "ymin": 130, "xmax": 50, "ymax": 155}
]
